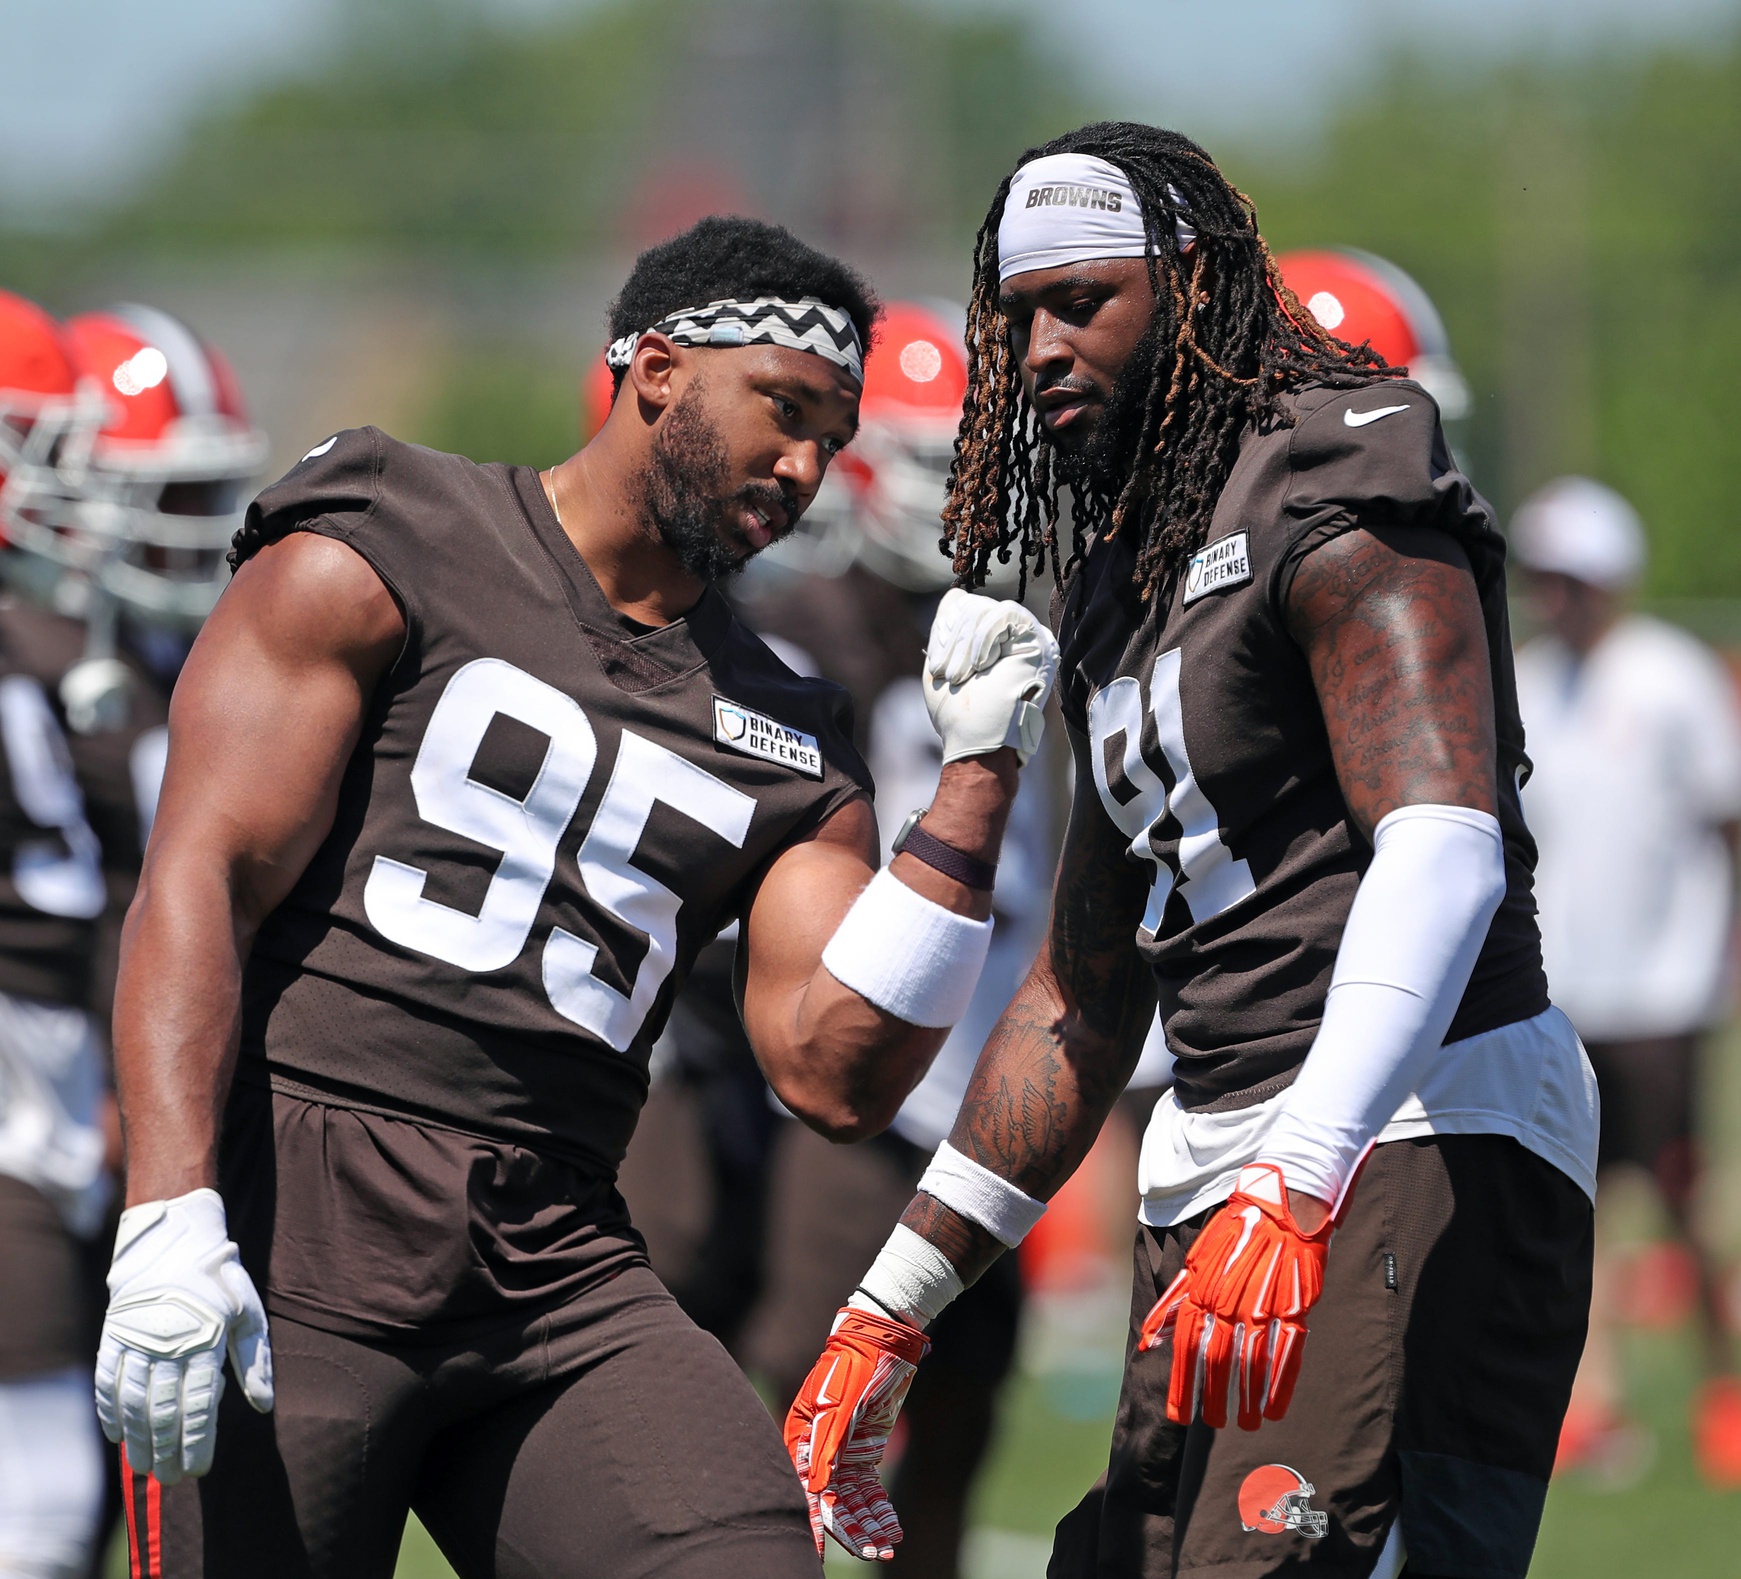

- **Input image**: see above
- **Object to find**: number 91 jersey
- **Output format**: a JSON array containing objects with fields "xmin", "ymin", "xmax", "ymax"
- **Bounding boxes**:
[
  {"xmin": 235, "ymin": 429, "xmax": 871, "ymax": 1177},
  {"xmin": 1053, "ymin": 381, "xmax": 1548, "ymax": 1114}
]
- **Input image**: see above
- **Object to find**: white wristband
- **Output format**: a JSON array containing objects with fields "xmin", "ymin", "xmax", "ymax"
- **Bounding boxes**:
[
  {"xmin": 821, "ymin": 868, "xmax": 994, "ymax": 1028},
  {"xmin": 917, "ymin": 1140, "xmax": 1047, "ymax": 1248},
  {"xmin": 848, "ymin": 1224, "xmax": 966, "ymax": 1329}
]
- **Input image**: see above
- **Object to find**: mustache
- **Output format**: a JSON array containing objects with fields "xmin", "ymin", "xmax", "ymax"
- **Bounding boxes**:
[
  {"xmin": 733, "ymin": 479, "xmax": 804, "ymax": 534},
  {"xmin": 1033, "ymin": 372, "xmax": 1099, "ymax": 403}
]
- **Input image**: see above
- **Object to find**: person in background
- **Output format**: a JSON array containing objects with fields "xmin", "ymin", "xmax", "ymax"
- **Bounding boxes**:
[
  {"xmin": 1512, "ymin": 476, "xmax": 1741, "ymax": 1489},
  {"xmin": 0, "ymin": 289, "xmax": 263, "ymax": 1577}
]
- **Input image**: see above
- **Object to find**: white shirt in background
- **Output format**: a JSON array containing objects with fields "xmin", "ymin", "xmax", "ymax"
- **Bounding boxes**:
[{"xmin": 1515, "ymin": 614, "xmax": 1741, "ymax": 1041}]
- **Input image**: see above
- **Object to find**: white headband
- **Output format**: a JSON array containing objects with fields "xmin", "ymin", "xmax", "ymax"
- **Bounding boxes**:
[
  {"xmin": 605, "ymin": 296, "xmax": 864, "ymax": 383},
  {"xmin": 997, "ymin": 154, "xmax": 1196, "ymax": 283}
]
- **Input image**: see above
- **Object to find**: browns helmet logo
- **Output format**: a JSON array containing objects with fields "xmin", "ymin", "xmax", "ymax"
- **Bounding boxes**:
[{"xmin": 1238, "ymin": 1464, "xmax": 1328, "ymax": 1539}]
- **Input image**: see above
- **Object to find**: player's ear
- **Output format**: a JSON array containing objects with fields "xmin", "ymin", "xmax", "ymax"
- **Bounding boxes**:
[{"xmin": 625, "ymin": 332, "xmax": 680, "ymax": 418}]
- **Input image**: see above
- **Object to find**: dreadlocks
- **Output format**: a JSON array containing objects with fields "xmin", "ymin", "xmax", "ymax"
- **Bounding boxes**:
[{"xmin": 943, "ymin": 122, "xmax": 1396, "ymax": 601}]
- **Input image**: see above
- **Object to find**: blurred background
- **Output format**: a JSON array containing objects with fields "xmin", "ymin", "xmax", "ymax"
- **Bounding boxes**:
[{"xmin": 7, "ymin": 1, "xmax": 1739, "ymax": 1573}]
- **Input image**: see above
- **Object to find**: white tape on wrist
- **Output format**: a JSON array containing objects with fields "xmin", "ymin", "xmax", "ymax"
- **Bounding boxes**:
[
  {"xmin": 848, "ymin": 1224, "xmax": 965, "ymax": 1329},
  {"xmin": 821, "ymin": 868, "xmax": 993, "ymax": 1028},
  {"xmin": 917, "ymin": 1140, "xmax": 1047, "ymax": 1248}
]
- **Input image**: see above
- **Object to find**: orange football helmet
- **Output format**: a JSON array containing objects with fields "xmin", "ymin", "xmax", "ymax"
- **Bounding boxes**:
[
  {"xmin": 1277, "ymin": 249, "xmax": 1470, "ymax": 421},
  {"xmin": 1237, "ymin": 1464, "xmax": 1329, "ymax": 1539},
  {"xmin": 756, "ymin": 300, "xmax": 978, "ymax": 588},
  {"xmin": 842, "ymin": 300, "xmax": 971, "ymax": 591},
  {"xmin": 581, "ymin": 350, "xmax": 617, "ymax": 445},
  {"xmin": 64, "ymin": 304, "xmax": 268, "ymax": 625},
  {"xmin": 0, "ymin": 289, "xmax": 107, "ymax": 584}
]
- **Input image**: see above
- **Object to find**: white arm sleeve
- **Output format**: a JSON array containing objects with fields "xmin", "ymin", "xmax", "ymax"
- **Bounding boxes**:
[{"xmin": 1259, "ymin": 803, "xmax": 1506, "ymax": 1206}]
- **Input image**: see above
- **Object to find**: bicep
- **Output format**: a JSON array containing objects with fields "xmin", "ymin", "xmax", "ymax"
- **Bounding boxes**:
[
  {"xmin": 1284, "ymin": 525, "xmax": 1497, "ymax": 840},
  {"xmin": 146, "ymin": 532, "xmax": 405, "ymax": 925},
  {"xmin": 739, "ymin": 793, "xmax": 879, "ymax": 1010}
]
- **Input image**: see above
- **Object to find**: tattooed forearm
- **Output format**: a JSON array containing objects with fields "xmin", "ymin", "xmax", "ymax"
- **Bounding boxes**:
[
  {"xmin": 950, "ymin": 998, "xmax": 1076, "ymax": 1192},
  {"xmin": 899, "ymin": 736, "xmax": 1156, "ymax": 1285},
  {"xmin": 1285, "ymin": 524, "xmax": 1497, "ymax": 840},
  {"xmin": 899, "ymin": 1191, "xmax": 1003, "ymax": 1276}
]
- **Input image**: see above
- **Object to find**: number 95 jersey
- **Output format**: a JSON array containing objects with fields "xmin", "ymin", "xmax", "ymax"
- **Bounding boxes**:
[
  {"xmin": 234, "ymin": 429, "xmax": 871, "ymax": 1177},
  {"xmin": 1053, "ymin": 382, "xmax": 1548, "ymax": 1115}
]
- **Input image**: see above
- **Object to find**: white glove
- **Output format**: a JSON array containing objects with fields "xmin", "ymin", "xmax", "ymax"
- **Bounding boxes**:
[
  {"xmin": 95, "ymin": 1189, "xmax": 274, "ymax": 1485},
  {"xmin": 922, "ymin": 589, "xmax": 1059, "ymax": 766}
]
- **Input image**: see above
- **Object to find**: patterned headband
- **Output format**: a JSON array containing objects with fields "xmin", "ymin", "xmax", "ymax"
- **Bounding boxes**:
[{"xmin": 605, "ymin": 296, "xmax": 865, "ymax": 383}]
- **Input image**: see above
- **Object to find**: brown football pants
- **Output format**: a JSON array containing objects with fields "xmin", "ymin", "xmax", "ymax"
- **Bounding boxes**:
[
  {"xmin": 1050, "ymin": 1135, "xmax": 1592, "ymax": 1579},
  {"xmin": 122, "ymin": 1262, "xmax": 818, "ymax": 1579}
]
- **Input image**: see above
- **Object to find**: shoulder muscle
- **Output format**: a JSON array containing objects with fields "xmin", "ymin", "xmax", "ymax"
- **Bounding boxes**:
[
  {"xmin": 211, "ymin": 531, "xmax": 405, "ymax": 676},
  {"xmin": 1284, "ymin": 524, "xmax": 1496, "ymax": 833}
]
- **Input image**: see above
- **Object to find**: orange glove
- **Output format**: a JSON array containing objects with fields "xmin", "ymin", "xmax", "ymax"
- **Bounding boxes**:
[
  {"xmin": 1137, "ymin": 1163, "xmax": 1332, "ymax": 1431},
  {"xmin": 783, "ymin": 1307, "xmax": 929, "ymax": 1562}
]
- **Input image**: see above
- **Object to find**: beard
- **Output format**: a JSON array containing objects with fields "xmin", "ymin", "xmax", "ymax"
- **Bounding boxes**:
[
  {"xmin": 645, "ymin": 381, "xmax": 800, "ymax": 583},
  {"xmin": 1049, "ymin": 313, "xmax": 1171, "ymax": 502}
]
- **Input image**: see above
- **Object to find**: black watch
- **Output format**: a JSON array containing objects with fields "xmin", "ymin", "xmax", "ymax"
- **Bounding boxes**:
[{"xmin": 892, "ymin": 807, "xmax": 997, "ymax": 892}]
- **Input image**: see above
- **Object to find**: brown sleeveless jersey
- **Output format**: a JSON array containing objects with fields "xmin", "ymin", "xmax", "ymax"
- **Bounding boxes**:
[
  {"xmin": 234, "ymin": 429, "xmax": 871, "ymax": 1176},
  {"xmin": 1053, "ymin": 380, "xmax": 1548, "ymax": 1114},
  {"xmin": 0, "ymin": 597, "xmax": 168, "ymax": 1010}
]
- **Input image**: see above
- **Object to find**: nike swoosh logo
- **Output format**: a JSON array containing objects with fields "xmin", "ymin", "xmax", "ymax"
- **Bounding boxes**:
[
  {"xmin": 814, "ymin": 1356, "xmax": 842, "ymax": 1409},
  {"xmin": 1222, "ymin": 1206, "xmax": 1263, "ymax": 1276},
  {"xmin": 1343, "ymin": 404, "xmax": 1410, "ymax": 427}
]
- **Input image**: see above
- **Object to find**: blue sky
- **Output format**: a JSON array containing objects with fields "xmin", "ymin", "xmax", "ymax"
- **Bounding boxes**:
[{"xmin": 4, "ymin": 0, "xmax": 1737, "ymax": 218}]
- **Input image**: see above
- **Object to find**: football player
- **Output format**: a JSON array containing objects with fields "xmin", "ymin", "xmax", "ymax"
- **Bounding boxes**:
[
  {"xmin": 784, "ymin": 124, "xmax": 1598, "ymax": 1579},
  {"xmin": 0, "ymin": 291, "xmax": 262, "ymax": 1578},
  {"xmin": 95, "ymin": 217, "xmax": 1057, "ymax": 1578}
]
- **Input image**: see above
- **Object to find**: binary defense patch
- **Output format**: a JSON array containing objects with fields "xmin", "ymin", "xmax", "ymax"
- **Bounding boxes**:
[
  {"xmin": 714, "ymin": 697, "xmax": 823, "ymax": 778},
  {"xmin": 1181, "ymin": 531, "xmax": 1252, "ymax": 606}
]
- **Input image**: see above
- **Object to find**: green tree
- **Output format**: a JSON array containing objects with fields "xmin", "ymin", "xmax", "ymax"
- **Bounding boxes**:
[
  {"xmin": 65, "ymin": 0, "xmax": 1082, "ymax": 260},
  {"xmin": 1238, "ymin": 35, "xmax": 1741, "ymax": 594}
]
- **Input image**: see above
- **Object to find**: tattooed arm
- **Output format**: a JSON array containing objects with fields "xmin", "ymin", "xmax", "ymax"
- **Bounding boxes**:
[
  {"xmin": 896, "ymin": 722, "xmax": 1157, "ymax": 1285},
  {"xmin": 891, "ymin": 526, "xmax": 1496, "ymax": 1277},
  {"xmin": 1261, "ymin": 521, "xmax": 1500, "ymax": 1228},
  {"xmin": 1285, "ymin": 523, "xmax": 1498, "ymax": 838}
]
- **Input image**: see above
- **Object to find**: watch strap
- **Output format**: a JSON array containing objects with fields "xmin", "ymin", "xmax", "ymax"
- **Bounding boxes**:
[{"xmin": 895, "ymin": 819, "xmax": 997, "ymax": 892}]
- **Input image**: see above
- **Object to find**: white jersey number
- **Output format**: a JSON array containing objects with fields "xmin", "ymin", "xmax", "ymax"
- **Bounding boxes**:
[
  {"xmin": 366, "ymin": 659, "xmax": 598, "ymax": 972},
  {"xmin": 1086, "ymin": 650, "xmax": 1253, "ymax": 934},
  {"xmin": 546, "ymin": 732, "xmax": 754, "ymax": 1051},
  {"xmin": 364, "ymin": 657, "xmax": 752, "ymax": 1049},
  {"xmin": 0, "ymin": 676, "xmax": 105, "ymax": 920}
]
